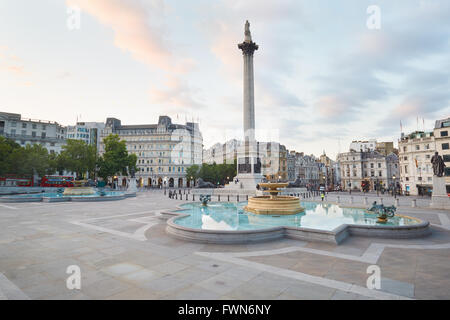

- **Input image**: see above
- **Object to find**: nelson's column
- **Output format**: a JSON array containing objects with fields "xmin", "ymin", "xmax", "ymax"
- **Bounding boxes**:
[{"xmin": 230, "ymin": 20, "xmax": 264, "ymax": 191}]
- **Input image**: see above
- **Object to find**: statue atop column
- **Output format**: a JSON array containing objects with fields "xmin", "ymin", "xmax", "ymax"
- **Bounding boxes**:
[{"xmin": 431, "ymin": 151, "xmax": 446, "ymax": 177}]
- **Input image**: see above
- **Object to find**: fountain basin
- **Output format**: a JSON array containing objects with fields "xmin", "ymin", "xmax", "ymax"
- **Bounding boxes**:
[{"xmin": 163, "ymin": 202, "xmax": 430, "ymax": 244}]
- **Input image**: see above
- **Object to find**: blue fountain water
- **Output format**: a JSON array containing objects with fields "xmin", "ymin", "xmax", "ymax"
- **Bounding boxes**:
[{"xmin": 173, "ymin": 201, "xmax": 419, "ymax": 231}]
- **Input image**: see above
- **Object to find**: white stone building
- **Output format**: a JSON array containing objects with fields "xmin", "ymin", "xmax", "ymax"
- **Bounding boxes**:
[
  {"xmin": 349, "ymin": 139, "xmax": 377, "ymax": 152},
  {"xmin": 66, "ymin": 122, "xmax": 105, "ymax": 150},
  {"xmin": 203, "ymin": 139, "xmax": 240, "ymax": 165},
  {"xmin": 0, "ymin": 111, "xmax": 66, "ymax": 154},
  {"xmin": 99, "ymin": 116, "xmax": 203, "ymax": 188},
  {"xmin": 337, "ymin": 150, "xmax": 399, "ymax": 192},
  {"xmin": 434, "ymin": 118, "xmax": 450, "ymax": 193},
  {"xmin": 398, "ymin": 131, "xmax": 435, "ymax": 196}
]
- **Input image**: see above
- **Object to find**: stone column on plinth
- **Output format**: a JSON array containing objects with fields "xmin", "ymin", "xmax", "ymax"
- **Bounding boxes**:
[{"xmin": 231, "ymin": 20, "xmax": 263, "ymax": 191}]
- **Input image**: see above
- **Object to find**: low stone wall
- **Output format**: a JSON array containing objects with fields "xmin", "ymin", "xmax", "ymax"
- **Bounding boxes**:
[{"xmin": 0, "ymin": 187, "xmax": 58, "ymax": 195}]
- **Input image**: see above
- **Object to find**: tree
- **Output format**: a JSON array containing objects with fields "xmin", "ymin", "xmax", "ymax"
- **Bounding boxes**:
[
  {"xmin": 0, "ymin": 137, "xmax": 21, "ymax": 175},
  {"xmin": 187, "ymin": 161, "xmax": 237, "ymax": 186},
  {"xmin": 97, "ymin": 134, "xmax": 137, "ymax": 182},
  {"xmin": 186, "ymin": 164, "xmax": 200, "ymax": 181},
  {"xmin": 9, "ymin": 143, "xmax": 52, "ymax": 177},
  {"xmin": 58, "ymin": 139, "xmax": 97, "ymax": 179}
]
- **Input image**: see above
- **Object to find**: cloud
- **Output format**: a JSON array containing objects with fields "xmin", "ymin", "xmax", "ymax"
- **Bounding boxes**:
[
  {"xmin": 311, "ymin": 0, "xmax": 450, "ymax": 127},
  {"xmin": 201, "ymin": 0, "xmax": 306, "ymax": 109},
  {"xmin": 67, "ymin": 0, "xmax": 201, "ymax": 110}
]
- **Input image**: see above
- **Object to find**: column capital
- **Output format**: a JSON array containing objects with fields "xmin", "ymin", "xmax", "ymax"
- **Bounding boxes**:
[{"xmin": 238, "ymin": 41, "xmax": 258, "ymax": 56}]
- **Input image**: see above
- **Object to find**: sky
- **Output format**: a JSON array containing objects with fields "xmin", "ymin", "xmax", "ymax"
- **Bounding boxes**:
[{"xmin": 0, "ymin": 0, "xmax": 449, "ymax": 159}]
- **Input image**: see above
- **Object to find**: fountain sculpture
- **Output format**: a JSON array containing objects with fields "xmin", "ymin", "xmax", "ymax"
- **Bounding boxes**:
[{"xmin": 244, "ymin": 182, "xmax": 304, "ymax": 215}]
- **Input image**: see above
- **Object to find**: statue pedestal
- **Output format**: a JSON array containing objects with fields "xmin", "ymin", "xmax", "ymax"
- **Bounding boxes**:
[
  {"xmin": 127, "ymin": 179, "xmax": 137, "ymax": 193},
  {"xmin": 430, "ymin": 176, "xmax": 449, "ymax": 209}
]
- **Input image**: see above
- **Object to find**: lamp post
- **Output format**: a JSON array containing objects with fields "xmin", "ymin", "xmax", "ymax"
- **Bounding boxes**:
[{"xmin": 392, "ymin": 175, "xmax": 396, "ymax": 198}]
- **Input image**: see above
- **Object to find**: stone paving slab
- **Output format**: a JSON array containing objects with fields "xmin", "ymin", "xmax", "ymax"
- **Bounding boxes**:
[{"xmin": 1, "ymin": 190, "xmax": 449, "ymax": 300}]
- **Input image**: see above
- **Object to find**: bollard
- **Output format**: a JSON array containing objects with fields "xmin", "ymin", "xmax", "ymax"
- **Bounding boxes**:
[
  {"xmin": 380, "ymin": 198, "xmax": 383, "ymax": 205},
  {"xmin": 246, "ymin": 195, "xmax": 248, "ymax": 201},
  {"xmin": 175, "ymin": 193, "xmax": 178, "ymax": 200},
  {"xmin": 218, "ymin": 195, "xmax": 220, "ymax": 202},
  {"xmin": 237, "ymin": 195, "xmax": 239, "ymax": 202},
  {"xmin": 395, "ymin": 198, "xmax": 399, "ymax": 207},
  {"xmin": 186, "ymin": 194, "xmax": 188, "ymax": 201},
  {"xmin": 228, "ymin": 195, "xmax": 230, "ymax": 202},
  {"xmin": 364, "ymin": 197, "xmax": 368, "ymax": 205},
  {"xmin": 412, "ymin": 199, "xmax": 416, "ymax": 208},
  {"xmin": 349, "ymin": 196, "xmax": 353, "ymax": 204},
  {"xmin": 192, "ymin": 194, "xmax": 195, "ymax": 201},
  {"xmin": 337, "ymin": 196, "xmax": 340, "ymax": 203}
]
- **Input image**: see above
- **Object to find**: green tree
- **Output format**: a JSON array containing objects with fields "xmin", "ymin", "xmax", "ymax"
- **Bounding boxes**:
[
  {"xmin": 187, "ymin": 161, "xmax": 237, "ymax": 186},
  {"xmin": 0, "ymin": 137, "xmax": 21, "ymax": 175},
  {"xmin": 97, "ymin": 134, "xmax": 137, "ymax": 182},
  {"xmin": 9, "ymin": 143, "xmax": 51, "ymax": 177},
  {"xmin": 58, "ymin": 139, "xmax": 97, "ymax": 179},
  {"xmin": 185, "ymin": 164, "xmax": 200, "ymax": 182}
]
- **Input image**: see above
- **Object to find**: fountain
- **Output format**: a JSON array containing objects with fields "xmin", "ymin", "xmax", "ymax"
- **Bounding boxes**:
[
  {"xmin": 63, "ymin": 180, "xmax": 95, "ymax": 196},
  {"xmin": 244, "ymin": 182, "xmax": 304, "ymax": 215}
]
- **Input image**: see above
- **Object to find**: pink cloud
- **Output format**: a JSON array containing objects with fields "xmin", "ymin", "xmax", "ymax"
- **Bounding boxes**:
[{"xmin": 67, "ymin": 0, "xmax": 196, "ymax": 75}]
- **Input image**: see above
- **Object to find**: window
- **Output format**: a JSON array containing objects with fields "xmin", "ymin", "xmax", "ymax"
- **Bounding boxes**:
[
  {"xmin": 22, "ymin": 123, "xmax": 27, "ymax": 128},
  {"xmin": 415, "ymin": 145, "xmax": 420, "ymax": 150},
  {"xmin": 425, "ymin": 144, "xmax": 430, "ymax": 150},
  {"xmin": 32, "ymin": 131, "xmax": 36, "ymax": 137},
  {"xmin": 21, "ymin": 130, "xmax": 26, "ymax": 136},
  {"xmin": 10, "ymin": 129, "xmax": 16, "ymax": 135},
  {"xmin": 403, "ymin": 146, "xmax": 406, "ymax": 152},
  {"xmin": 442, "ymin": 143, "xmax": 449, "ymax": 150},
  {"xmin": 378, "ymin": 163, "xmax": 381, "ymax": 168},
  {"xmin": 443, "ymin": 155, "xmax": 450, "ymax": 162},
  {"xmin": 32, "ymin": 124, "xmax": 37, "ymax": 129},
  {"xmin": 441, "ymin": 131, "xmax": 448, "ymax": 137},
  {"xmin": 445, "ymin": 168, "xmax": 450, "ymax": 177},
  {"xmin": 404, "ymin": 156, "xmax": 407, "ymax": 161},
  {"xmin": 11, "ymin": 121, "xmax": 17, "ymax": 127},
  {"xmin": 405, "ymin": 165, "xmax": 408, "ymax": 174},
  {"xmin": 41, "ymin": 132, "xmax": 46, "ymax": 138},
  {"xmin": 370, "ymin": 163, "xmax": 374, "ymax": 168}
]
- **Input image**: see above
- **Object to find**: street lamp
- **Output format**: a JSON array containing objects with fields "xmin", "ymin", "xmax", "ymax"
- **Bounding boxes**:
[{"xmin": 392, "ymin": 175, "xmax": 396, "ymax": 198}]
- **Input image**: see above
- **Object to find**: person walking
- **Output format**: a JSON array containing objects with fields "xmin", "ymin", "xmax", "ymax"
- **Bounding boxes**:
[{"xmin": 321, "ymin": 192, "xmax": 325, "ymax": 202}]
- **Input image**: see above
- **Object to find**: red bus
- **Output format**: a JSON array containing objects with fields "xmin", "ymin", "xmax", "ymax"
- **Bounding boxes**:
[
  {"xmin": 0, "ymin": 175, "xmax": 33, "ymax": 187},
  {"xmin": 40, "ymin": 175, "xmax": 74, "ymax": 187}
]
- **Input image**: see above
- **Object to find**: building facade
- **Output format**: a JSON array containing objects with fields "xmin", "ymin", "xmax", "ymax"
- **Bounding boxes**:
[
  {"xmin": 203, "ymin": 139, "xmax": 240, "ymax": 165},
  {"xmin": 337, "ymin": 150, "xmax": 399, "ymax": 192},
  {"xmin": 398, "ymin": 131, "xmax": 435, "ymax": 196},
  {"xmin": 99, "ymin": 116, "xmax": 203, "ymax": 188},
  {"xmin": 66, "ymin": 122, "xmax": 105, "ymax": 150},
  {"xmin": 434, "ymin": 118, "xmax": 450, "ymax": 193},
  {"xmin": 0, "ymin": 111, "xmax": 66, "ymax": 154}
]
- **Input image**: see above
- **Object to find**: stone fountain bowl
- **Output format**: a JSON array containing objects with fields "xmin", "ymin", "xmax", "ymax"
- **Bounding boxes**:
[
  {"xmin": 244, "ymin": 195, "xmax": 304, "ymax": 215},
  {"xmin": 258, "ymin": 182, "xmax": 289, "ymax": 190}
]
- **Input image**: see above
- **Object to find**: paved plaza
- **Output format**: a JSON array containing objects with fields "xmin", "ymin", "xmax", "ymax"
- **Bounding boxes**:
[{"xmin": 0, "ymin": 190, "xmax": 449, "ymax": 300}]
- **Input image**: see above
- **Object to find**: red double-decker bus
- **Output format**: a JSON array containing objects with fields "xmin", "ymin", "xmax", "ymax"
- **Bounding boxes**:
[
  {"xmin": 40, "ymin": 175, "xmax": 74, "ymax": 187},
  {"xmin": 0, "ymin": 175, "xmax": 33, "ymax": 187}
]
